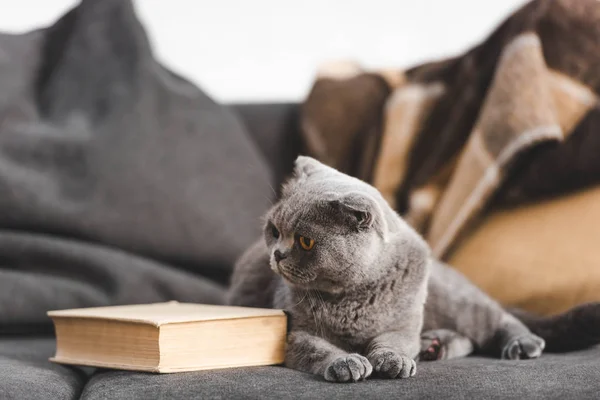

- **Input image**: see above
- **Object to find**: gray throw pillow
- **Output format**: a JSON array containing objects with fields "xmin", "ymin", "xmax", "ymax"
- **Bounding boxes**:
[{"xmin": 0, "ymin": 0, "xmax": 273, "ymax": 330}]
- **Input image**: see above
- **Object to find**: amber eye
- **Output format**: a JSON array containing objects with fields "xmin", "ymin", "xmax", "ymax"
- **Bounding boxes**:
[
  {"xmin": 271, "ymin": 226, "xmax": 280, "ymax": 239},
  {"xmin": 298, "ymin": 236, "xmax": 315, "ymax": 251}
]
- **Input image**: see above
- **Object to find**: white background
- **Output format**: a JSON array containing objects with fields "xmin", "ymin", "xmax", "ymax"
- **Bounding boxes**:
[{"xmin": 0, "ymin": 0, "xmax": 528, "ymax": 102}]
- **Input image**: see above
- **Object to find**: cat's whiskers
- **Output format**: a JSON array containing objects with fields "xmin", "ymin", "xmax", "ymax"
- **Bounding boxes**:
[
  {"xmin": 306, "ymin": 291, "xmax": 317, "ymax": 326},
  {"xmin": 307, "ymin": 290, "xmax": 325, "ymax": 338},
  {"xmin": 315, "ymin": 290, "xmax": 326, "ymax": 311},
  {"xmin": 315, "ymin": 290, "xmax": 328, "ymax": 338},
  {"xmin": 292, "ymin": 290, "xmax": 308, "ymax": 308},
  {"xmin": 266, "ymin": 182, "xmax": 277, "ymax": 198},
  {"xmin": 313, "ymin": 290, "xmax": 328, "ymax": 339}
]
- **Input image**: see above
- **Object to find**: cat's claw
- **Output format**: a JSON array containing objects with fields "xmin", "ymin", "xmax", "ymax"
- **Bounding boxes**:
[
  {"xmin": 501, "ymin": 334, "xmax": 545, "ymax": 360},
  {"xmin": 324, "ymin": 354, "xmax": 373, "ymax": 383},
  {"xmin": 369, "ymin": 350, "xmax": 416, "ymax": 379}
]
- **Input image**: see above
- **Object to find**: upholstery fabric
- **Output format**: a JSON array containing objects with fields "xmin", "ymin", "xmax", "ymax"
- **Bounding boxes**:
[{"xmin": 80, "ymin": 346, "xmax": 600, "ymax": 400}]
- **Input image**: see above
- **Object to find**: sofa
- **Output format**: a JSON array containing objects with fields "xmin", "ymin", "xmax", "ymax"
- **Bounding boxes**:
[
  {"xmin": 2, "ymin": 101, "xmax": 600, "ymax": 400},
  {"xmin": 1, "ymin": 1, "xmax": 599, "ymax": 399}
]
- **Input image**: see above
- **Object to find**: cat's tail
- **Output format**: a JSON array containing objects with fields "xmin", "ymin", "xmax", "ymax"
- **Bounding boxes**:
[{"xmin": 510, "ymin": 302, "xmax": 600, "ymax": 352}]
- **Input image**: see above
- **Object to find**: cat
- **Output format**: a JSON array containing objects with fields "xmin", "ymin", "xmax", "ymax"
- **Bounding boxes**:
[{"xmin": 228, "ymin": 156, "xmax": 600, "ymax": 382}]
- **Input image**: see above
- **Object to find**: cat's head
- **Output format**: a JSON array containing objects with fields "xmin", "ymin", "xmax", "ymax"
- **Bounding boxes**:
[{"xmin": 263, "ymin": 156, "xmax": 395, "ymax": 293}]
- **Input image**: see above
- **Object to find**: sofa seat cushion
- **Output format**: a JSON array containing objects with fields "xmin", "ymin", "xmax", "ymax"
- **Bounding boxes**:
[
  {"xmin": 0, "ymin": 338, "xmax": 87, "ymax": 400},
  {"xmin": 80, "ymin": 347, "xmax": 600, "ymax": 400}
]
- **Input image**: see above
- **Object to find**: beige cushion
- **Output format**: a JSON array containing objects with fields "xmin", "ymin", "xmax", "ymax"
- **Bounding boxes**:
[{"xmin": 448, "ymin": 186, "xmax": 600, "ymax": 316}]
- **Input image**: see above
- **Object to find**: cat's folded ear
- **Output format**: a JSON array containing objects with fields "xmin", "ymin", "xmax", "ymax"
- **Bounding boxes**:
[
  {"xmin": 293, "ymin": 156, "xmax": 326, "ymax": 179},
  {"xmin": 329, "ymin": 192, "xmax": 388, "ymax": 240},
  {"xmin": 281, "ymin": 156, "xmax": 327, "ymax": 197}
]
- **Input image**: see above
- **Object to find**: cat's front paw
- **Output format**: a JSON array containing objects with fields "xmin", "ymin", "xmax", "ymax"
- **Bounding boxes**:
[
  {"xmin": 324, "ymin": 354, "xmax": 373, "ymax": 383},
  {"xmin": 501, "ymin": 333, "xmax": 545, "ymax": 360},
  {"xmin": 369, "ymin": 350, "xmax": 416, "ymax": 379}
]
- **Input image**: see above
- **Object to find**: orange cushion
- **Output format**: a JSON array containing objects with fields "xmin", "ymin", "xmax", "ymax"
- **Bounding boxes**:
[{"xmin": 448, "ymin": 186, "xmax": 600, "ymax": 315}]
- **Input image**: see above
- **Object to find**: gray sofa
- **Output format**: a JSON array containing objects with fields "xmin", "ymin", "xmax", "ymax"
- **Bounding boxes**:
[
  {"xmin": 1, "ymin": 1, "xmax": 599, "ymax": 399},
  {"xmin": 3, "ymin": 336, "xmax": 600, "ymax": 400}
]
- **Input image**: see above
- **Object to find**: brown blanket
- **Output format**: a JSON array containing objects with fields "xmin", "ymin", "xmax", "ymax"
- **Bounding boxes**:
[{"xmin": 301, "ymin": 0, "xmax": 600, "ymax": 258}]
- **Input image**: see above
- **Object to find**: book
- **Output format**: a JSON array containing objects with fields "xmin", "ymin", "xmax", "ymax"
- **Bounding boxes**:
[{"xmin": 48, "ymin": 301, "xmax": 287, "ymax": 373}]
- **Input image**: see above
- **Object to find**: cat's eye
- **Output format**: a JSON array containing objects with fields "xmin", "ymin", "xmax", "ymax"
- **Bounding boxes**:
[
  {"xmin": 271, "ymin": 226, "xmax": 280, "ymax": 239},
  {"xmin": 298, "ymin": 236, "xmax": 315, "ymax": 251}
]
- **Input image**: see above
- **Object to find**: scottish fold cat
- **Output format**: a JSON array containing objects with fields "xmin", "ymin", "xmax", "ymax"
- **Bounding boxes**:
[{"xmin": 228, "ymin": 156, "xmax": 600, "ymax": 382}]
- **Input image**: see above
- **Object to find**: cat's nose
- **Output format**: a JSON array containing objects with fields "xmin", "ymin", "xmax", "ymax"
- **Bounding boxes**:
[{"xmin": 274, "ymin": 250, "xmax": 287, "ymax": 262}]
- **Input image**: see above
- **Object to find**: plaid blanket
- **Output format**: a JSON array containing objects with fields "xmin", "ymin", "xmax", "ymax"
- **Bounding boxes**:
[{"xmin": 301, "ymin": 0, "xmax": 600, "ymax": 258}]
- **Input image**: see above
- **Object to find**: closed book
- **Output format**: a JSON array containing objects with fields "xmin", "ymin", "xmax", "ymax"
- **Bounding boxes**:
[{"xmin": 48, "ymin": 301, "xmax": 287, "ymax": 373}]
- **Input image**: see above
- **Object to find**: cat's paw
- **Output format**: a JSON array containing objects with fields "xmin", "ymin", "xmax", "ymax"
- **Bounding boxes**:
[
  {"xmin": 324, "ymin": 354, "xmax": 373, "ymax": 383},
  {"xmin": 419, "ymin": 329, "xmax": 474, "ymax": 361},
  {"xmin": 369, "ymin": 350, "xmax": 416, "ymax": 379},
  {"xmin": 501, "ymin": 333, "xmax": 545, "ymax": 360},
  {"xmin": 420, "ymin": 337, "xmax": 444, "ymax": 361}
]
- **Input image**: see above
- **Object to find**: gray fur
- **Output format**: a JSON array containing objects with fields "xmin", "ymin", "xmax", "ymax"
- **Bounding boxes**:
[{"xmin": 227, "ymin": 156, "xmax": 544, "ymax": 382}]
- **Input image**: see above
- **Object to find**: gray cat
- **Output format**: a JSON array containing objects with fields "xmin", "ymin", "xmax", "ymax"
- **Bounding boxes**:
[{"xmin": 228, "ymin": 156, "xmax": 600, "ymax": 382}]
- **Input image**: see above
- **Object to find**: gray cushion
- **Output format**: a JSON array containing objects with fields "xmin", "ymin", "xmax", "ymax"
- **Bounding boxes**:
[
  {"xmin": 0, "ymin": 0, "xmax": 272, "ymax": 333},
  {"xmin": 232, "ymin": 103, "xmax": 303, "ymax": 189},
  {"xmin": 80, "ymin": 347, "xmax": 600, "ymax": 400},
  {"xmin": 0, "ymin": 338, "xmax": 86, "ymax": 400}
]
